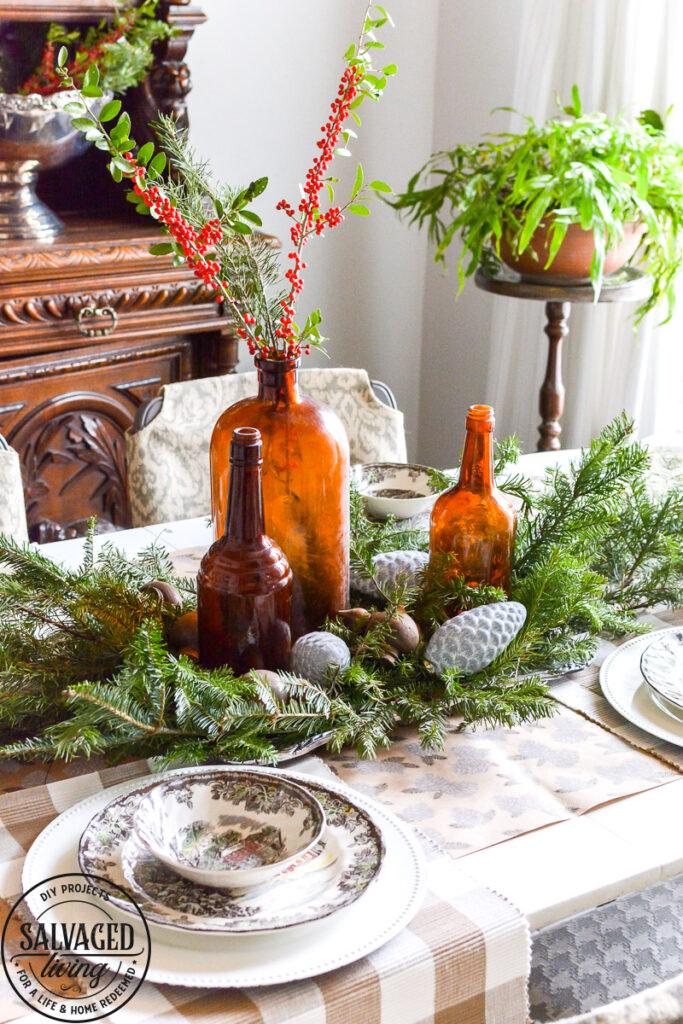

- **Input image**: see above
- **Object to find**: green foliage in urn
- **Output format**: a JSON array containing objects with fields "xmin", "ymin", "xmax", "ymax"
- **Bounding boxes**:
[
  {"xmin": 0, "ymin": 417, "xmax": 681, "ymax": 766},
  {"xmin": 392, "ymin": 87, "xmax": 683, "ymax": 321},
  {"xmin": 14, "ymin": 1, "xmax": 172, "ymax": 97}
]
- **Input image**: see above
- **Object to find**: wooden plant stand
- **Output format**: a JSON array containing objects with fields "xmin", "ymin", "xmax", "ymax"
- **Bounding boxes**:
[{"xmin": 475, "ymin": 266, "xmax": 651, "ymax": 451}]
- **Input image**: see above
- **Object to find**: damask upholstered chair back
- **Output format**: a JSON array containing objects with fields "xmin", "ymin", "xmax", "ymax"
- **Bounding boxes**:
[
  {"xmin": 0, "ymin": 436, "xmax": 28, "ymax": 543},
  {"xmin": 126, "ymin": 367, "xmax": 407, "ymax": 527}
]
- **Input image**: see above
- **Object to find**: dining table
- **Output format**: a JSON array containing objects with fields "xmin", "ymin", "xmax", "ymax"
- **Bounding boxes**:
[{"xmin": 0, "ymin": 483, "xmax": 682, "ymax": 1023}]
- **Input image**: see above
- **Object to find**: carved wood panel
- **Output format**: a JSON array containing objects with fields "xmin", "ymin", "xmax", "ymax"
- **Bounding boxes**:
[
  {"xmin": 0, "ymin": 280, "xmax": 213, "ymax": 331},
  {"xmin": 19, "ymin": 403, "xmax": 129, "ymax": 542},
  {"xmin": 1, "ymin": 338, "xmax": 192, "ymax": 541}
]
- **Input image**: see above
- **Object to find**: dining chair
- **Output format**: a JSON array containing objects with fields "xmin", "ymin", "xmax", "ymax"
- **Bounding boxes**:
[
  {"xmin": 531, "ymin": 873, "xmax": 683, "ymax": 1024},
  {"xmin": 538, "ymin": 973, "xmax": 683, "ymax": 1024},
  {"xmin": 126, "ymin": 367, "xmax": 407, "ymax": 527},
  {"xmin": 0, "ymin": 434, "xmax": 28, "ymax": 543}
]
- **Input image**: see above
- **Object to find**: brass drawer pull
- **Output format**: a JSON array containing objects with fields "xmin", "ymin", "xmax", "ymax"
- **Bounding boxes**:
[{"xmin": 76, "ymin": 305, "xmax": 118, "ymax": 338}]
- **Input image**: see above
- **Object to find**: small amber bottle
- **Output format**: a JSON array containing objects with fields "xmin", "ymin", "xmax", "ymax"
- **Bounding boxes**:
[
  {"xmin": 430, "ymin": 405, "xmax": 516, "ymax": 593},
  {"xmin": 198, "ymin": 427, "xmax": 293, "ymax": 672}
]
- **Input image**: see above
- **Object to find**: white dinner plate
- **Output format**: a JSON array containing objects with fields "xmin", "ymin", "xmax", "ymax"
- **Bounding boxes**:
[
  {"xmin": 23, "ymin": 766, "xmax": 427, "ymax": 988},
  {"xmin": 600, "ymin": 627, "xmax": 683, "ymax": 748}
]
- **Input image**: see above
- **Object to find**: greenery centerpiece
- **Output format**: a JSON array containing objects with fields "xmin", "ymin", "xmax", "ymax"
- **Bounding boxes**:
[
  {"xmin": 0, "ymin": 416, "xmax": 681, "ymax": 767},
  {"xmin": 392, "ymin": 87, "xmax": 683, "ymax": 322}
]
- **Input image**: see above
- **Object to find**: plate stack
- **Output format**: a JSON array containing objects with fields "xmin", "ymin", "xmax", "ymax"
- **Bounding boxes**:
[
  {"xmin": 600, "ymin": 626, "xmax": 683, "ymax": 748},
  {"xmin": 23, "ymin": 766, "xmax": 426, "ymax": 988}
]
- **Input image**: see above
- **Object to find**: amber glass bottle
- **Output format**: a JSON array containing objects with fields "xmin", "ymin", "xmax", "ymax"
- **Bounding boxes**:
[
  {"xmin": 198, "ymin": 427, "xmax": 292, "ymax": 672},
  {"xmin": 430, "ymin": 405, "xmax": 516, "ymax": 592},
  {"xmin": 210, "ymin": 356, "xmax": 349, "ymax": 638}
]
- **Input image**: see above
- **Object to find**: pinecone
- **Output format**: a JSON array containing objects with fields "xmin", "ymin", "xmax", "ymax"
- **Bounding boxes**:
[
  {"xmin": 425, "ymin": 601, "xmax": 527, "ymax": 675},
  {"xmin": 351, "ymin": 549, "xmax": 429, "ymax": 596},
  {"xmin": 290, "ymin": 631, "xmax": 351, "ymax": 684}
]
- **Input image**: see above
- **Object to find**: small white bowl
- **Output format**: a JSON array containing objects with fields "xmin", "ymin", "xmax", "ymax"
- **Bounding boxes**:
[
  {"xmin": 354, "ymin": 462, "xmax": 445, "ymax": 520},
  {"xmin": 134, "ymin": 769, "xmax": 325, "ymax": 891}
]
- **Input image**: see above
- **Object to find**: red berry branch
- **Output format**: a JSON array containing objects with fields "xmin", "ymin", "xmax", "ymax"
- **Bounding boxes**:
[
  {"xmin": 128, "ymin": 155, "xmax": 266, "ymax": 350},
  {"xmin": 274, "ymin": 63, "xmax": 364, "ymax": 355},
  {"xmin": 60, "ymin": 3, "xmax": 395, "ymax": 361}
]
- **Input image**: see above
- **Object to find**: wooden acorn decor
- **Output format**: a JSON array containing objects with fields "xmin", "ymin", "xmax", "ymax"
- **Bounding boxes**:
[
  {"xmin": 247, "ymin": 668, "xmax": 301, "ymax": 704},
  {"xmin": 425, "ymin": 601, "xmax": 527, "ymax": 676},
  {"xmin": 141, "ymin": 580, "xmax": 184, "ymax": 607},
  {"xmin": 350, "ymin": 550, "xmax": 429, "ymax": 596},
  {"xmin": 366, "ymin": 611, "xmax": 420, "ymax": 653},
  {"xmin": 289, "ymin": 631, "xmax": 351, "ymax": 684},
  {"xmin": 167, "ymin": 610, "xmax": 199, "ymax": 660},
  {"xmin": 337, "ymin": 607, "xmax": 421, "ymax": 665}
]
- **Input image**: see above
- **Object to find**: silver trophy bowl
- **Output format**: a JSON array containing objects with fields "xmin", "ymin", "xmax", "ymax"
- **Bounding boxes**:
[{"xmin": 0, "ymin": 90, "xmax": 111, "ymax": 241}]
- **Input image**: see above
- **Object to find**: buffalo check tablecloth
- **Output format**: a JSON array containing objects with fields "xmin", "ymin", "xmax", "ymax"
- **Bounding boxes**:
[{"xmin": 0, "ymin": 755, "xmax": 530, "ymax": 1024}]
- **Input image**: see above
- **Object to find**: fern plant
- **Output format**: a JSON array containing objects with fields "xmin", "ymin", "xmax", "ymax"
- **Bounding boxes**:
[{"xmin": 392, "ymin": 87, "xmax": 683, "ymax": 322}]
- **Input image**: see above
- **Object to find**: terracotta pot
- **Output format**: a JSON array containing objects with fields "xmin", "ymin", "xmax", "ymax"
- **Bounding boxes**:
[{"xmin": 499, "ymin": 219, "xmax": 644, "ymax": 284}]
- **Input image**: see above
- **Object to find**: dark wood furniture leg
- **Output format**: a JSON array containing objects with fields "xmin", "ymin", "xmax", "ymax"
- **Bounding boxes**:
[{"xmin": 538, "ymin": 300, "xmax": 569, "ymax": 451}]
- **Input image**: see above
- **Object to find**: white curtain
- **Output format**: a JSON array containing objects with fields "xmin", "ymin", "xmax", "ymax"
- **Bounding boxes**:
[{"xmin": 485, "ymin": 0, "xmax": 683, "ymax": 449}]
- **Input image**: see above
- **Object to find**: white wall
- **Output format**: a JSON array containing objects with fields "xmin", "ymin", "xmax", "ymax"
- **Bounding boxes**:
[
  {"xmin": 188, "ymin": 0, "xmax": 441, "ymax": 459},
  {"xmin": 187, "ymin": 1, "xmax": 678, "ymax": 463},
  {"xmin": 416, "ymin": 1, "xmax": 524, "ymax": 466}
]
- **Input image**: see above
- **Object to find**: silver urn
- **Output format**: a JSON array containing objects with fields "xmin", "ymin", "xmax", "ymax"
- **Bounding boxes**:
[{"xmin": 0, "ymin": 90, "xmax": 110, "ymax": 241}]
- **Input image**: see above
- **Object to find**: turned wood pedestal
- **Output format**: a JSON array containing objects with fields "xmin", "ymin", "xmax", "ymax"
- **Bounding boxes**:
[{"xmin": 474, "ymin": 266, "xmax": 651, "ymax": 451}]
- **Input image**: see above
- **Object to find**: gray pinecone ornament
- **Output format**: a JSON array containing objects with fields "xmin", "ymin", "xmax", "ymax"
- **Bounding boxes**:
[
  {"xmin": 350, "ymin": 549, "xmax": 429, "ymax": 596},
  {"xmin": 425, "ymin": 601, "xmax": 527, "ymax": 676},
  {"xmin": 290, "ymin": 631, "xmax": 351, "ymax": 684}
]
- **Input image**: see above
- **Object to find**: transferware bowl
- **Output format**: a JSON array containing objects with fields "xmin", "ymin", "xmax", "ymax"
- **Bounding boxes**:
[
  {"xmin": 134, "ymin": 768, "xmax": 326, "ymax": 891},
  {"xmin": 354, "ymin": 462, "xmax": 446, "ymax": 520}
]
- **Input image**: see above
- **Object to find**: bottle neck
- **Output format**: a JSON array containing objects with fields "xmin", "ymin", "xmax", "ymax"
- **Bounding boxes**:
[
  {"xmin": 458, "ymin": 409, "xmax": 495, "ymax": 493},
  {"xmin": 256, "ymin": 356, "xmax": 301, "ymax": 405},
  {"xmin": 225, "ymin": 460, "xmax": 265, "ymax": 543}
]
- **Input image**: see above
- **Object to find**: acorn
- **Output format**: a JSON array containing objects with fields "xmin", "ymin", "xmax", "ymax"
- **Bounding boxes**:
[
  {"xmin": 247, "ymin": 668, "xmax": 290, "ymax": 703},
  {"xmin": 336, "ymin": 608, "xmax": 373, "ymax": 631},
  {"xmin": 167, "ymin": 610, "xmax": 198, "ymax": 652},
  {"xmin": 141, "ymin": 580, "xmax": 183, "ymax": 608},
  {"xmin": 366, "ymin": 610, "xmax": 421, "ymax": 653}
]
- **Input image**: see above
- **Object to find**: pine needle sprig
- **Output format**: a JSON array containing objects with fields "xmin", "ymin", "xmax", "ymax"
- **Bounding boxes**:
[
  {"xmin": 411, "ymin": 552, "xmax": 506, "ymax": 628},
  {"xmin": 443, "ymin": 672, "xmax": 556, "ymax": 730},
  {"xmin": 514, "ymin": 413, "xmax": 648, "ymax": 574}
]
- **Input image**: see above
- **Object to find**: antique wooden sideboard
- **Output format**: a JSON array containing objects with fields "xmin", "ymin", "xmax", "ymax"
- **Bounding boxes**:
[{"xmin": 0, "ymin": 1, "xmax": 238, "ymax": 541}]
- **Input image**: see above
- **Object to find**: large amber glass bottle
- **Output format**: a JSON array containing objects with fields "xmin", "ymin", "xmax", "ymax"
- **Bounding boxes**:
[
  {"xmin": 210, "ymin": 357, "xmax": 349, "ymax": 637},
  {"xmin": 430, "ymin": 405, "xmax": 516, "ymax": 592},
  {"xmin": 198, "ymin": 427, "xmax": 292, "ymax": 672}
]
